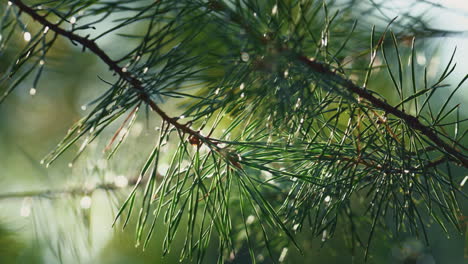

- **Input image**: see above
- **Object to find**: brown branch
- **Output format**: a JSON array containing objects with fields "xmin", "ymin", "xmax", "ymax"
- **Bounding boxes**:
[
  {"xmin": 104, "ymin": 103, "xmax": 140, "ymax": 152},
  {"xmin": 298, "ymin": 56, "xmax": 468, "ymax": 168},
  {"xmin": 13, "ymin": 0, "xmax": 467, "ymax": 169},
  {"xmin": 208, "ymin": 0, "xmax": 468, "ymax": 168},
  {"xmin": 11, "ymin": 0, "xmax": 208, "ymax": 144}
]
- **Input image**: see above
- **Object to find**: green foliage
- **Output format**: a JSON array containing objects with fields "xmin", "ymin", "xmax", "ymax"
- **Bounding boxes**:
[{"xmin": 0, "ymin": 0, "xmax": 467, "ymax": 263}]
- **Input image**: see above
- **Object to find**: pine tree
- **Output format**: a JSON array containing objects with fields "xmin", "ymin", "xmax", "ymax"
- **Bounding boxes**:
[{"xmin": 1, "ymin": 0, "xmax": 467, "ymax": 263}]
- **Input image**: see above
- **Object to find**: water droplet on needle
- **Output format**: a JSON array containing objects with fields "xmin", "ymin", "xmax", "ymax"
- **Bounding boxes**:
[
  {"xmin": 23, "ymin": 32, "xmax": 31, "ymax": 42},
  {"xmin": 241, "ymin": 52, "xmax": 249, "ymax": 62},
  {"xmin": 272, "ymin": 4, "xmax": 278, "ymax": 15}
]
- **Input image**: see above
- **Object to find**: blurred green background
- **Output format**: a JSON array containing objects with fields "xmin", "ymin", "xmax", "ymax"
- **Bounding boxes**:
[{"xmin": 0, "ymin": 1, "xmax": 467, "ymax": 263}]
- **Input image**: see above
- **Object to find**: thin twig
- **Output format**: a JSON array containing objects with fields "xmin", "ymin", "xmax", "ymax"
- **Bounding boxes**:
[
  {"xmin": 209, "ymin": 0, "xmax": 468, "ymax": 168},
  {"xmin": 0, "ymin": 177, "xmax": 143, "ymax": 200},
  {"xmin": 11, "ymin": 0, "xmax": 208, "ymax": 144},
  {"xmin": 12, "ymin": 0, "xmax": 467, "ymax": 168},
  {"xmin": 418, "ymin": 0, "xmax": 468, "ymax": 18},
  {"xmin": 297, "ymin": 56, "xmax": 468, "ymax": 168}
]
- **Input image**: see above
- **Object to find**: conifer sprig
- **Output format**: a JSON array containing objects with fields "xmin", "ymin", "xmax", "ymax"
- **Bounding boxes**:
[{"xmin": 1, "ymin": 0, "xmax": 467, "ymax": 262}]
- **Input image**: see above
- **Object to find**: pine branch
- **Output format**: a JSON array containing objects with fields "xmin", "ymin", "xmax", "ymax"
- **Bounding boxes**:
[
  {"xmin": 10, "ymin": 0, "xmax": 213, "ymax": 148},
  {"xmin": 11, "ymin": 0, "xmax": 466, "ymax": 168},
  {"xmin": 2, "ymin": 1, "xmax": 467, "ymax": 262},
  {"xmin": 297, "ymin": 56, "xmax": 468, "ymax": 168},
  {"xmin": 208, "ymin": 0, "xmax": 468, "ymax": 168}
]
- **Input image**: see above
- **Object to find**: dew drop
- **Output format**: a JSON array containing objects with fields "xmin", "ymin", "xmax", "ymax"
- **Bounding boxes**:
[
  {"xmin": 81, "ymin": 105, "xmax": 87, "ymax": 111},
  {"xmin": 324, "ymin": 195, "xmax": 331, "ymax": 203},
  {"xmin": 240, "ymin": 92, "xmax": 245, "ymax": 98},
  {"xmin": 43, "ymin": 26, "xmax": 49, "ymax": 33},
  {"xmin": 68, "ymin": 162, "xmax": 73, "ymax": 168},
  {"xmin": 29, "ymin": 87, "xmax": 36, "ymax": 96},
  {"xmin": 240, "ymin": 52, "xmax": 250, "ymax": 62},
  {"xmin": 215, "ymin": 88, "xmax": 220, "ymax": 95},
  {"xmin": 143, "ymin": 67, "xmax": 148, "ymax": 74},
  {"xmin": 293, "ymin": 223, "xmax": 300, "ymax": 231},
  {"xmin": 23, "ymin": 32, "xmax": 31, "ymax": 42},
  {"xmin": 246, "ymin": 215, "xmax": 255, "ymax": 225},
  {"xmin": 240, "ymin": 83, "xmax": 245, "ymax": 90},
  {"xmin": 322, "ymin": 34, "xmax": 328, "ymax": 47},
  {"xmin": 321, "ymin": 37, "xmax": 328, "ymax": 47},
  {"xmin": 253, "ymin": 12, "xmax": 257, "ymax": 18},
  {"xmin": 122, "ymin": 67, "xmax": 127, "ymax": 73},
  {"xmin": 279, "ymin": 248, "xmax": 288, "ymax": 262},
  {"xmin": 70, "ymin": 16, "xmax": 77, "ymax": 24},
  {"xmin": 460, "ymin": 176, "xmax": 468, "ymax": 187},
  {"xmin": 179, "ymin": 115, "xmax": 185, "ymax": 120},
  {"xmin": 39, "ymin": 60, "xmax": 45, "ymax": 65},
  {"xmin": 283, "ymin": 69, "xmax": 289, "ymax": 78},
  {"xmin": 272, "ymin": 4, "xmax": 278, "ymax": 15},
  {"xmin": 322, "ymin": 230, "xmax": 327, "ymax": 242},
  {"xmin": 8, "ymin": 1, "xmax": 12, "ymax": 6}
]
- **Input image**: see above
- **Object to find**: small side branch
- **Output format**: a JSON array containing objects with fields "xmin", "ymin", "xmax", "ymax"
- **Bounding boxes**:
[
  {"xmin": 298, "ymin": 56, "xmax": 468, "ymax": 168},
  {"xmin": 11, "ymin": 0, "xmax": 467, "ymax": 168},
  {"xmin": 11, "ymin": 0, "xmax": 208, "ymax": 144},
  {"xmin": 0, "ymin": 177, "xmax": 142, "ymax": 200},
  {"xmin": 209, "ymin": 0, "xmax": 468, "ymax": 168}
]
